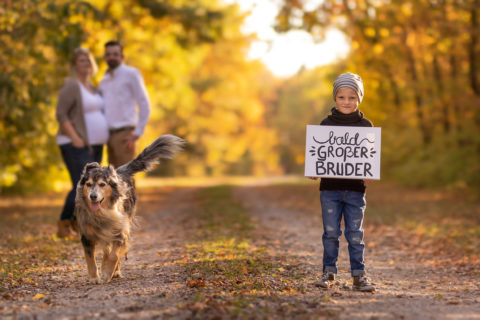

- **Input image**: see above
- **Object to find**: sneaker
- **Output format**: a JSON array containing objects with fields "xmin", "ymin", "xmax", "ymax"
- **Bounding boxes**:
[
  {"xmin": 315, "ymin": 272, "xmax": 335, "ymax": 288},
  {"xmin": 352, "ymin": 275, "xmax": 375, "ymax": 292}
]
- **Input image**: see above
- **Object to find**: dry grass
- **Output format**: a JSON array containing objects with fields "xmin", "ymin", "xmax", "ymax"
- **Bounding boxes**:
[{"xmin": 0, "ymin": 192, "xmax": 78, "ymax": 292}]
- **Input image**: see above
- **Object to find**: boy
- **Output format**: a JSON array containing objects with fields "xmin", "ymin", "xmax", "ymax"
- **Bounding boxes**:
[{"xmin": 310, "ymin": 72, "xmax": 375, "ymax": 292}]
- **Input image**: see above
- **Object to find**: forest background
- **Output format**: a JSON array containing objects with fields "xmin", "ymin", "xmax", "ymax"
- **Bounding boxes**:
[{"xmin": 1, "ymin": 0, "xmax": 479, "ymax": 194}]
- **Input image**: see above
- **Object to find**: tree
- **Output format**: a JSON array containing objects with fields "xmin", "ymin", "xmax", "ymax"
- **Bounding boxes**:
[
  {"xmin": 0, "ymin": 0, "xmax": 282, "ymax": 193},
  {"xmin": 275, "ymin": 0, "xmax": 480, "ymax": 187},
  {"xmin": 0, "ymin": 0, "xmax": 100, "ymax": 192}
]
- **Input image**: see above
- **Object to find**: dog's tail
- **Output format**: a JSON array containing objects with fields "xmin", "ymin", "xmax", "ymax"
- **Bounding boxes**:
[{"xmin": 116, "ymin": 134, "xmax": 185, "ymax": 177}]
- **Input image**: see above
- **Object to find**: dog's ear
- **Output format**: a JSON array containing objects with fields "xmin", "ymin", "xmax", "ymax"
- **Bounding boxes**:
[
  {"xmin": 80, "ymin": 162, "xmax": 101, "ymax": 185},
  {"xmin": 106, "ymin": 164, "xmax": 116, "ymax": 174},
  {"xmin": 108, "ymin": 178, "xmax": 120, "ymax": 205},
  {"xmin": 105, "ymin": 164, "xmax": 121, "ymax": 181},
  {"xmin": 106, "ymin": 169, "xmax": 121, "ymax": 205}
]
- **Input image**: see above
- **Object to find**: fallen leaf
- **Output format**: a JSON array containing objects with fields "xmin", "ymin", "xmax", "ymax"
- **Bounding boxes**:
[
  {"xmin": 447, "ymin": 300, "xmax": 461, "ymax": 305},
  {"xmin": 191, "ymin": 302, "xmax": 207, "ymax": 310},
  {"xmin": 32, "ymin": 293, "xmax": 44, "ymax": 301},
  {"xmin": 2, "ymin": 293, "xmax": 12, "ymax": 300},
  {"xmin": 187, "ymin": 280, "xmax": 206, "ymax": 288}
]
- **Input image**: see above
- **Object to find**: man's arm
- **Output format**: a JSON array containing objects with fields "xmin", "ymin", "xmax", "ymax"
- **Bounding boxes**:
[{"xmin": 131, "ymin": 69, "xmax": 151, "ymax": 138}]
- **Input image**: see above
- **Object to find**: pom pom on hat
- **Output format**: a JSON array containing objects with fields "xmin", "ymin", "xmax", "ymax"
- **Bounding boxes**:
[{"xmin": 333, "ymin": 72, "xmax": 364, "ymax": 103}]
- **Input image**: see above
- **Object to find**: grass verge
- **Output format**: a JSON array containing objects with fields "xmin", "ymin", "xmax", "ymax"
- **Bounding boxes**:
[
  {"xmin": 181, "ymin": 186, "xmax": 325, "ymax": 319},
  {"xmin": 0, "ymin": 198, "xmax": 79, "ymax": 293}
]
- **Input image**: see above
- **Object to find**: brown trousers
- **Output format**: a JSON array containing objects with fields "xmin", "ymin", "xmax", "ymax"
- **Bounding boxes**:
[{"xmin": 107, "ymin": 128, "xmax": 136, "ymax": 168}]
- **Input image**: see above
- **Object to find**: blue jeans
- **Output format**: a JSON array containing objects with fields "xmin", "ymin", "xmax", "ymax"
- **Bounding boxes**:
[
  {"xmin": 320, "ymin": 190, "xmax": 366, "ymax": 276},
  {"xmin": 59, "ymin": 144, "xmax": 103, "ymax": 221}
]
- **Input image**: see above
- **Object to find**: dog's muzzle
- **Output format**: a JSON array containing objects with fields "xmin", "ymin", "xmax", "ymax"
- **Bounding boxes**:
[{"xmin": 89, "ymin": 193, "xmax": 104, "ymax": 212}]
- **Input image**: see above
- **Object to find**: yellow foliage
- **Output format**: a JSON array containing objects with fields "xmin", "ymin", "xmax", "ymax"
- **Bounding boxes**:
[
  {"xmin": 436, "ymin": 40, "xmax": 451, "ymax": 53},
  {"xmin": 245, "ymin": 100, "xmax": 264, "ymax": 122},
  {"xmin": 424, "ymin": 53, "xmax": 433, "ymax": 63},
  {"xmin": 109, "ymin": 2, "xmax": 124, "ymax": 19},
  {"xmin": 401, "ymin": 3, "xmax": 413, "ymax": 16},
  {"xmin": 295, "ymin": 154, "xmax": 305, "ymax": 165},
  {"xmin": 364, "ymin": 27, "xmax": 376, "ymax": 38},
  {"xmin": 379, "ymin": 28, "xmax": 389, "ymax": 38},
  {"xmin": 373, "ymin": 44, "xmax": 384, "ymax": 55},
  {"xmin": 406, "ymin": 31, "xmax": 416, "ymax": 47},
  {"xmin": 0, "ymin": 172, "xmax": 17, "ymax": 187}
]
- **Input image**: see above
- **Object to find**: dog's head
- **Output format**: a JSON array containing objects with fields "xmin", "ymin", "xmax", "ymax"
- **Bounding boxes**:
[{"xmin": 79, "ymin": 163, "xmax": 121, "ymax": 212}]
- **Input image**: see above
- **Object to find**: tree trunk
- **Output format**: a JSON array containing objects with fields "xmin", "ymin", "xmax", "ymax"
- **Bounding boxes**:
[
  {"xmin": 381, "ymin": 62, "xmax": 402, "ymax": 110},
  {"xmin": 404, "ymin": 30, "xmax": 431, "ymax": 145},
  {"xmin": 469, "ymin": 0, "xmax": 480, "ymax": 96},
  {"xmin": 433, "ymin": 55, "xmax": 450, "ymax": 133},
  {"xmin": 449, "ymin": 54, "xmax": 463, "ymax": 133}
]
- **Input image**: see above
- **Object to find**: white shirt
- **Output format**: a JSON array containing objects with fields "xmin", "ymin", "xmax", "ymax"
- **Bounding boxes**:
[
  {"xmin": 57, "ymin": 82, "xmax": 108, "ymax": 146},
  {"xmin": 81, "ymin": 84, "xmax": 109, "ymax": 145},
  {"xmin": 98, "ymin": 63, "xmax": 151, "ymax": 137}
]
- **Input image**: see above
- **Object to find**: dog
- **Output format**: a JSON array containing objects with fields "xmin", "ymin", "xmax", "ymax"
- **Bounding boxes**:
[{"xmin": 74, "ymin": 135, "xmax": 184, "ymax": 283}]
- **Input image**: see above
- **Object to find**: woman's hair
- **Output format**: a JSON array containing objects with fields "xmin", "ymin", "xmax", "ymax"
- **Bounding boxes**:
[{"xmin": 70, "ymin": 47, "xmax": 98, "ymax": 78}]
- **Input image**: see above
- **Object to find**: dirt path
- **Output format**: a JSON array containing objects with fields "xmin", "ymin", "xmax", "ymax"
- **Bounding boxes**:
[
  {"xmin": 1, "ymin": 187, "xmax": 199, "ymax": 319},
  {"xmin": 233, "ymin": 185, "xmax": 480, "ymax": 320},
  {"xmin": 1, "ymin": 182, "xmax": 479, "ymax": 319}
]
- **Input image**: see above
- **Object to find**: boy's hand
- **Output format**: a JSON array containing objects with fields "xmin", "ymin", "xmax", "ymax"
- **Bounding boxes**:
[{"xmin": 307, "ymin": 177, "xmax": 318, "ymax": 180}]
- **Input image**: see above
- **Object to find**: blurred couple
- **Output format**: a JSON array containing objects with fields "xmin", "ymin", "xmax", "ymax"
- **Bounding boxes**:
[{"xmin": 55, "ymin": 41, "xmax": 151, "ymax": 237}]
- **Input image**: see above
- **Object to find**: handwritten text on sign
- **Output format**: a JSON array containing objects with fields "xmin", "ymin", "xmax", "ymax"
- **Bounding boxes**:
[{"xmin": 304, "ymin": 125, "xmax": 381, "ymax": 180}]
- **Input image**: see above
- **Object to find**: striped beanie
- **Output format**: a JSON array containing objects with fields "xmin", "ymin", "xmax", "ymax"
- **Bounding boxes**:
[{"xmin": 333, "ymin": 72, "xmax": 364, "ymax": 103}]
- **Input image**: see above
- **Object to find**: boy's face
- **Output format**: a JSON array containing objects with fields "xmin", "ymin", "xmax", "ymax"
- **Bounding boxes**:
[{"xmin": 335, "ymin": 87, "xmax": 359, "ymax": 114}]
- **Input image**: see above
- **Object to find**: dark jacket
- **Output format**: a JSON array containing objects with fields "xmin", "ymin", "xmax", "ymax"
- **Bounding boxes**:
[{"xmin": 319, "ymin": 107, "xmax": 373, "ymax": 193}]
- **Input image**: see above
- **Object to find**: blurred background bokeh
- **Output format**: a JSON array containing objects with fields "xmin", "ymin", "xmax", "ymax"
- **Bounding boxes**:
[{"xmin": 1, "ymin": 0, "xmax": 479, "ymax": 194}]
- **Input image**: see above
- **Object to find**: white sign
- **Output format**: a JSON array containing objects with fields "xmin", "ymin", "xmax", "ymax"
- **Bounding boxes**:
[{"xmin": 305, "ymin": 125, "xmax": 381, "ymax": 180}]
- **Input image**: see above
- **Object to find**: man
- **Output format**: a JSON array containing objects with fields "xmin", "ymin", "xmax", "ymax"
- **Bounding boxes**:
[{"xmin": 99, "ymin": 41, "xmax": 151, "ymax": 168}]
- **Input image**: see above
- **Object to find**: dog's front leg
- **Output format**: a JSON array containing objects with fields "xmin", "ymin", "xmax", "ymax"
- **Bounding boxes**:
[
  {"xmin": 100, "ymin": 246, "xmax": 123, "ymax": 278},
  {"xmin": 81, "ymin": 235, "xmax": 100, "ymax": 284},
  {"xmin": 101, "ymin": 242, "xmax": 127, "ymax": 283},
  {"xmin": 113, "ymin": 259, "xmax": 123, "ymax": 278}
]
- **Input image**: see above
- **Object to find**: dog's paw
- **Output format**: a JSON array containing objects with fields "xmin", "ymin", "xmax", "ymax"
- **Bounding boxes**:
[
  {"xmin": 88, "ymin": 277, "xmax": 101, "ymax": 284},
  {"xmin": 101, "ymin": 273, "xmax": 113, "ymax": 283}
]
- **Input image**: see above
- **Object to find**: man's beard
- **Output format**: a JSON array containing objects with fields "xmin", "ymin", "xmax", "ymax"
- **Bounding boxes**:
[{"xmin": 107, "ymin": 60, "xmax": 120, "ymax": 70}]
